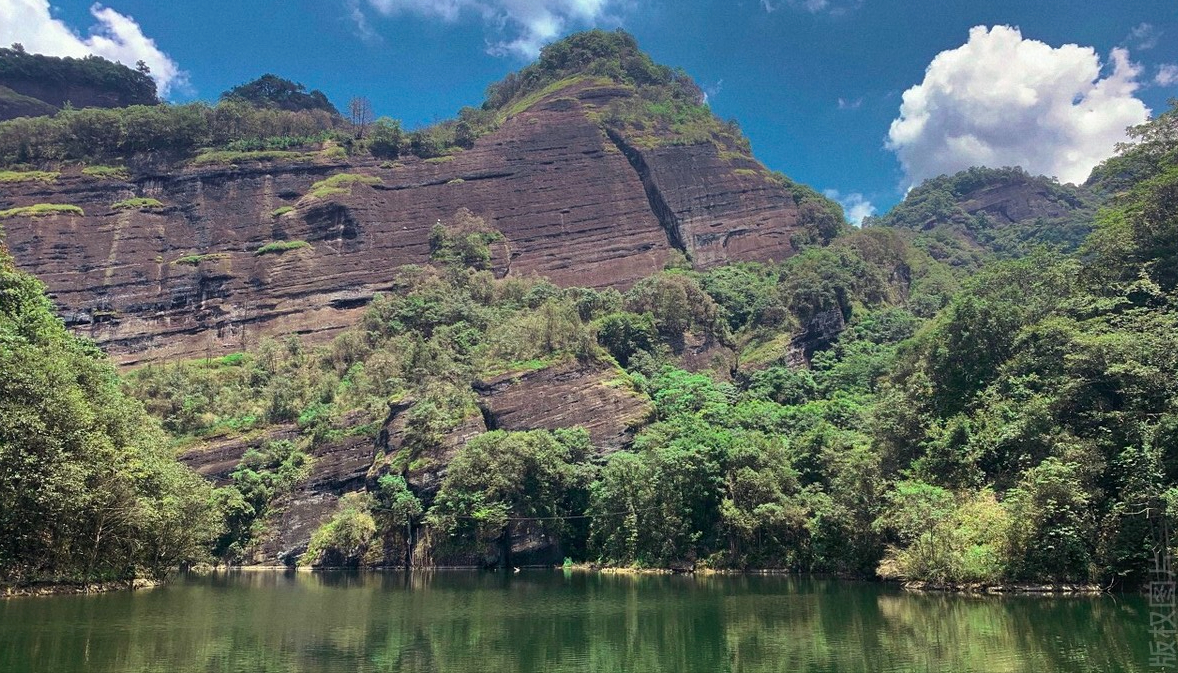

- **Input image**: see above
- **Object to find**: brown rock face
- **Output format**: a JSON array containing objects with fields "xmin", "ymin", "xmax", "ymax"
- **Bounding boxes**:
[
  {"xmin": 475, "ymin": 360, "xmax": 650, "ymax": 453},
  {"xmin": 957, "ymin": 178, "xmax": 1089, "ymax": 225},
  {"xmin": 2, "ymin": 80, "xmax": 805, "ymax": 365}
]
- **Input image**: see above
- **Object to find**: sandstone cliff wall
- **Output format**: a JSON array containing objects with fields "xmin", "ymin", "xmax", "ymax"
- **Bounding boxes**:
[{"xmin": 2, "ymin": 81, "xmax": 805, "ymax": 365}]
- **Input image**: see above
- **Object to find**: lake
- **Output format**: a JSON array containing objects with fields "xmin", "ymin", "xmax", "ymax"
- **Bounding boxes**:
[{"xmin": 0, "ymin": 571, "xmax": 1156, "ymax": 672}]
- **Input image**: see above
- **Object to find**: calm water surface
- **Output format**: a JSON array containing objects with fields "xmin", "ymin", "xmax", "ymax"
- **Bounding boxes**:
[{"xmin": 0, "ymin": 571, "xmax": 1155, "ymax": 672}]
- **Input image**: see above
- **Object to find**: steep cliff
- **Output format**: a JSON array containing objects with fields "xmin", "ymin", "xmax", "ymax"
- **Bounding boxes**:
[{"xmin": 1, "ymin": 78, "xmax": 813, "ymax": 365}]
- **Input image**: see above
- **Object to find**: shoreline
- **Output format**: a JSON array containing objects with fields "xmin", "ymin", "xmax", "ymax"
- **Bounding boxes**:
[
  {"xmin": 3, "ymin": 568, "xmax": 1109, "ymax": 598},
  {"xmin": 208, "ymin": 565, "xmax": 1112, "ymax": 594},
  {"xmin": 900, "ymin": 580, "xmax": 1104, "ymax": 595},
  {"xmin": 2, "ymin": 578, "xmax": 161, "ymax": 598}
]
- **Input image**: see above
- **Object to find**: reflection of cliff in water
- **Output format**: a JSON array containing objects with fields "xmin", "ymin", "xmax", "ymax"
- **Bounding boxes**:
[{"xmin": 0, "ymin": 571, "xmax": 1152, "ymax": 673}]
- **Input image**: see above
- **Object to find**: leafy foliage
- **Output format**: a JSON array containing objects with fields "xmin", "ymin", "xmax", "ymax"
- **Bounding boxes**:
[
  {"xmin": 865, "ymin": 166, "xmax": 1098, "ymax": 267},
  {"xmin": 111, "ymin": 197, "xmax": 164, "ymax": 211},
  {"xmin": 0, "ymin": 250, "xmax": 217, "ymax": 585},
  {"xmin": 255, "ymin": 240, "xmax": 310, "ymax": 255},
  {"xmin": 0, "ymin": 47, "xmax": 157, "ymax": 112},
  {"xmin": 0, "ymin": 203, "xmax": 83, "ymax": 219},
  {"xmin": 220, "ymin": 74, "xmax": 339, "ymax": 115}
]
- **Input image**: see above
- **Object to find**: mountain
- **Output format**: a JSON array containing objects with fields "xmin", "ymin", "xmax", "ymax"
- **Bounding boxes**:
[
  {"xmin": 5, "ymin": 30, "xmax": 1178, "ymax": 589},
  {"xmin": 865, "ymin": 166, "xmax": 1098, "ymax": 268},
  {"xmin": 0, "ymin": 31, "xmax": 841, "ymax": 367}
]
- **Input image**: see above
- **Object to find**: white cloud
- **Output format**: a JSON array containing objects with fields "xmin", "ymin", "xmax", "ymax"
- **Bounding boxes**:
[
  {"xmin": 887, "ymin": 25, "xmax": 1149, "ymax": 187},
  {"xmin": 824, "ymin": 189, "xmax": 875, "ymax": 226},
  {"xmin": 1128, "ymin": 22, "xmax": 1159, "ymax": 50},
  {"xmin": 362, "ymin": 0, "xmax": 619, "ymax": 58},
  {"xmin": 0, "ymin": 0, "xmax": 187, "ymax": 97},
  {"xmin": 702, "ymin": 79, "xmax": 722, "ymax": 105},
  {"xmin": 347, "ymin": 0, "xmax": 380, "ymax": 43},
  {"xmin": 1156, "ymin": 64, "xmax": 1178, "ymax": 87},
  {"xmin": 760, "ymin": 0, "xmax": 860, "ymax": 15},
  {"xmin": 837, "ymin": 96, "xmax": 862, "ymax": 110}
]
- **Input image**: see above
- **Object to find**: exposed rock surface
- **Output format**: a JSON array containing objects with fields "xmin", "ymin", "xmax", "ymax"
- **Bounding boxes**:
[
  {"xmin": 956, "ymin": 177, "xmax": 1089, "ymax": 226},
  {"xmin": 474, "ymin": 360, "xmax": 650, "ymax": 454},
  {"xmin": 2, "ymin": 80, "xmax": 808, "ymax": 365},
  {"xmin": 179, "ymin": 424, "xmax": 300, "ymax": 485},
  {"xmin": 175, "ymin": 358, "xmax": 646, "ymax": 565},
  {"xmin": 0, "ymin": 84, "xmax": 57, "ymax": 120},
  {"xmin": 865, "ymin": 168, "xmax": 1097, "ymax": 261}
]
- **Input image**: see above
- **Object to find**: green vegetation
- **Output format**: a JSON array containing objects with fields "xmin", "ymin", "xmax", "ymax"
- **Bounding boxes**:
[
  {"xmin": 220, "ymin": 74, "xmax": 339, "ymax": 116},
  {"xmin": 428, "ymin": 208, "xmax": 506, "ymax": 270},
  {"xmin": 255, "ymin": 240, "xmax": 311, "ymax": 256},
  {"xmin": 428, "ymin": 429, "xmax": 594, "ymax": 561},
  {"xmin": 82, "ymin": 165, "xmax": 129, "ymax": 180},
  {"xmin": 864, "ymin": 166, "xmax": 1097, "ymax": 268},
  {"xmin": 0, "ymin": 46, "xmax": 157, "ymax": 111},
  {"xmin": 111, "ymin": 197, "xmax": 164, "ymax": 211},
  {"xmin": 306, "ymin": 172, "xmax": 381, "ymax": 199},
  {"xmin": 0, "ymin": 101, "xmax": 343, "ymax": 167},
  {"xmin": 0, "ymin": 169, "xmax": 57, "ymax": 183},
  {"xmin": 0, "ymin": 249, "xmax": 217, "ymax": 587},
  {"xmin": 173, "ymin": 253, "xmax": 227, "ymax": 266},
  {"xmin": 0, "ymin": 203, "xmax": 83, "ymax": 219},
  {"xmin": 191, "ymin": 149, "xmax": 314, "ymax": 165},
  {"xmin": 271, "ymin": 206, "xmax": 294, "ymax": 218},
  {"xmin": 212, "ymin": 439, "xmax": 311, "ymax": 562}
]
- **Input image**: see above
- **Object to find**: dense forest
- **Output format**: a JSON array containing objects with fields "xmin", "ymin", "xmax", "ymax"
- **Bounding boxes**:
[
  {"xmin": 0, "ymin": 247, "xmax": 218, "ymax": 586},
  {"xmin": 1, "ymin": 30, "xmax": 1176, "ymax": 591}
]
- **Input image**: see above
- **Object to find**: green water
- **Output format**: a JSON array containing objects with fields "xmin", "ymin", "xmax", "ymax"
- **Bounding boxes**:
[{"xmin": 0, "ymin": 571, "xmax": 1156, "ymax": 672}]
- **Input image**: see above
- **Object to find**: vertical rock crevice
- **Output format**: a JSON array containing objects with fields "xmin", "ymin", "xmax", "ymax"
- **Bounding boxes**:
[{"xmin": 604, "ymin": 127, "xmax": 690, "ymax": 260}]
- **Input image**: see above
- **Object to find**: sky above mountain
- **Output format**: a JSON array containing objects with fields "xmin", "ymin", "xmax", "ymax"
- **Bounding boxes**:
[{"xmin": 3, "ymin": 0, "xmax": 1177, "ymax": 218}]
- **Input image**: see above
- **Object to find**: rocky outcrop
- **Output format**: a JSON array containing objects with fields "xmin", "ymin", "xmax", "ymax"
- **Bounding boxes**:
[
  {"xmin": 957, "ymin": 178, "xmax": 1089, "ymax": 225},
  {"xmin": 175, "ymin": 357, "xmax": 654, "ymax": 566},
  {"xmin": 373, "ymin": 405, "xmax": 489, "ymax": 502},
  {"xmin": 2, "ymin": 80, "xmax": 809, "ymax": 366},
  {"xmin": 475, "ymin": 360, "xmax": 650, "ymax": 454},
  {"xmin": 0, "ymin": 85, "xmax": 57, "ymax": 120},
  {"xmin": 179, "ymin": 424, "xmax": 300, "ymax": 484},
  {"xmin": 608, "ymin": 130, "xmax": 799, "ymax": 268}
]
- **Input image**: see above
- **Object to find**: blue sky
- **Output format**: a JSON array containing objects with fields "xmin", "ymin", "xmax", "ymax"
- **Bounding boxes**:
[{"xmin": 6, "ymin": 0, "xmax": 1178, "ymax": 218}]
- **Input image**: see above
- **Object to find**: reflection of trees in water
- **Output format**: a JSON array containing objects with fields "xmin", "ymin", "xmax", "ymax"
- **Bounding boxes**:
[
  {"xmin": 871, "ymin": 593, "xmax": 1149, "ymax": 673},
  {"xmin": 4, "ymin": 573, "xmax": 1154, "ymax": 673}
]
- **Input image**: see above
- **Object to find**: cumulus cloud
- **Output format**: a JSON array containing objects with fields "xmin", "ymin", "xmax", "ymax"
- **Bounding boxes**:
[
  {"xmin": 0, "ymin": 0, "xmax": 186, "ymax": 97},
  {"xmin": 362, "ymin": 0, "xmax": 619, "ymax": 58},
  {"xmin": 824, "ymin": 189, "xmax": 875, "ymax": 226},
  {"xmin": 1157, "ymin": 64, "xmax": 1178, "ymax": 87},
  {"xmin": 887, "ymin": 25, "xmax": 1149, "ymax": 187}
]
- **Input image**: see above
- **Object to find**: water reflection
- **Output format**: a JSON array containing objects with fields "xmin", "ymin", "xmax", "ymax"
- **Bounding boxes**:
[{"xmin": 0, "ymin": 571, "xmax": 1153, "ymax": 673}]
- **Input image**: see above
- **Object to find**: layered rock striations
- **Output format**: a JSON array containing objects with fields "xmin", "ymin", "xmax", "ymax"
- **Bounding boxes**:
[{"xmin": 2, "ymin": 80, "xmax": 808, "ymax": 365}]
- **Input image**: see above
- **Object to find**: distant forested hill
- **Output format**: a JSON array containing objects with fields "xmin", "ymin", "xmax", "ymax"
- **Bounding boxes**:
[
  {"xmin": 864, "ymin": 166, "xmax": 1099, "ymax": 269},
  {"xmin": 0, "ymin": 46, "xmax": 157, "ymax": 120}
]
